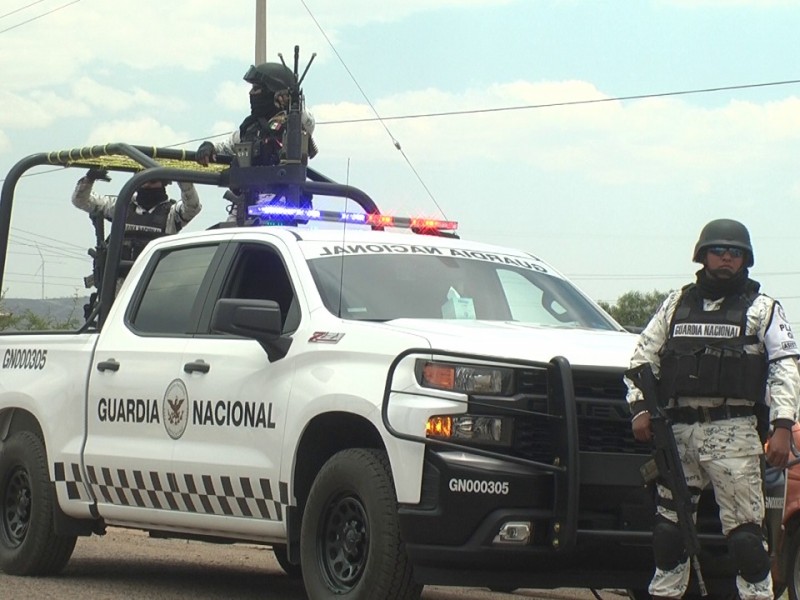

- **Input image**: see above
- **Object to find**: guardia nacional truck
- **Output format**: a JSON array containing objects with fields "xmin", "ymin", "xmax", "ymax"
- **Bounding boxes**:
[{"xmin": 0, "ymin": 120, "xmax": 790, "ymax": 599}]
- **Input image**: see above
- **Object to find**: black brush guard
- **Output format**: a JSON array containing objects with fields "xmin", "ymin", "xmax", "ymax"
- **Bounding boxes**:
[{"xmin": 381, "ymin": 349, "xmax": 580, "ymax": 553}]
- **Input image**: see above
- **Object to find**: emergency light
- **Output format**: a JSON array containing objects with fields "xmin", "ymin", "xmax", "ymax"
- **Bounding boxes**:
[{"xmin": 247, "ymin": 202, "xmax": 458, "ymax": 232}]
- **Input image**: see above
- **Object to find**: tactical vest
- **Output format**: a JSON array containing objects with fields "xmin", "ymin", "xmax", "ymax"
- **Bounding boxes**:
[
  {"xmin": 120, "ymin": 200, "xmax": 174, "ymax": 263},
  {"xmin": 657, "ymin": 284, "xmax": 767, "ymax": 404},
  {"xmin": 238, "ymin": 114, "xmax": 286, "ymax": 167}
]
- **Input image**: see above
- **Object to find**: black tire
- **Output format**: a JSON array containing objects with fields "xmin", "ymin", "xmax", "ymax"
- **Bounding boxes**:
[
  {"xmin": 300, "ymin": 448, "xmax": 421, "ymax": 600},
  {"xmin": 0, "ymin": 431, "xmax": 76, "ymax": 575},
  {"xmin": 272, "ymin": 544, "xmax": 302, "ymax": 578}
]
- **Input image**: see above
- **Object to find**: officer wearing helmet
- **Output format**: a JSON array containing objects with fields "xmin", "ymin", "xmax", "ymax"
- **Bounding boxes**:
[
  {"xmin": 624, "ymin": 218, "xmax": 800, "ymax": 599},
  {"xmin": 195, "ymin": 61, "xmax": 318, "ymax": 169}
]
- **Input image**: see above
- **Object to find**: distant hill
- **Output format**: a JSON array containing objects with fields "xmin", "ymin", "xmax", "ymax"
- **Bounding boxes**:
[{"xmin": 1, "ymin": 296, "xmax": 88, "ymax": 327}]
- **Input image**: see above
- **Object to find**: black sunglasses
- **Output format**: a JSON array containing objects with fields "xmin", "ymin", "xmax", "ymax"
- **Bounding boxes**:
[{"xmin": 707, "ymin": 246, "xmax": 745, "ymax": 258}]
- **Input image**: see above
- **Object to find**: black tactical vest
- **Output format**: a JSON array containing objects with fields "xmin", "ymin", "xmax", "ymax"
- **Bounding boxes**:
[
  {"xmin": 238, "ymin": 114, "xmax": 286, "ymax": 167},
  {"xmin": 121, "ymin": 200, "xmax": 174, "ymax": 263},
  {"xmin": 658, "ymin": 284, "xmax": 767, "ymax": 404}
]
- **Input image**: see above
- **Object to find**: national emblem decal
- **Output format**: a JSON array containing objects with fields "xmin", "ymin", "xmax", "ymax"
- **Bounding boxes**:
[{"xmin": 163, "ymin": 379, "xmax": 189, "ymax": 440}]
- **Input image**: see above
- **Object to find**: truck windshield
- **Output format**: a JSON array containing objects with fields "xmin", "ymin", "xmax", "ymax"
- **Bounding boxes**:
[{"xmin": 307, "ymin": 253, "xmax": 618, "ymax": 330}]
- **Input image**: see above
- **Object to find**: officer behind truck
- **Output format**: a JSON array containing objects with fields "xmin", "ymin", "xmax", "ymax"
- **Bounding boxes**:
[
  {"xmin": 624, "ymin": 218, "xmax": 800, "ymax": 600},
  {"xmin": 195, "ymin": 61, "xmax": 317, "ymax": 169},
  {"xmin": 72, "ymin": 167, "xmax": 202, "ymax": 268}
]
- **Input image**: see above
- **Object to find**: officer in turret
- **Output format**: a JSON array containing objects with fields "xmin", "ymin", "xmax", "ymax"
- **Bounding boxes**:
[
  {"xmin": 195, "ymin": 61, "xmax": 318, "ymax": 169},
  {"xmin": 625, "ymin": 218, "xmax": 800, "ymax": 599}
]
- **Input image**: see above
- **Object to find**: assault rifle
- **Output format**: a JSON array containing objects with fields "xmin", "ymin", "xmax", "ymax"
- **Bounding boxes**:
[
  {"xmin": 626, "ymin": 363, "xmax": 708, "ymax": 597},
  {"xmin": 82, "ymin": 209, "xmax": 107, "ymax": 323}
]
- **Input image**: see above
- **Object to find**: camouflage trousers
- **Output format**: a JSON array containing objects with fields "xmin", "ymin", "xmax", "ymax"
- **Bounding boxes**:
[{"xmin": 649, "ymin": 416, "xmax": 771, "ymax": 600}]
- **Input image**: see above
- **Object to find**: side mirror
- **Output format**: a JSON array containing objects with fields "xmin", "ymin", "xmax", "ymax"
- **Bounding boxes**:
[{"xmin": 211, "ymin": 299, "xmax": 291, "ymax": 361}]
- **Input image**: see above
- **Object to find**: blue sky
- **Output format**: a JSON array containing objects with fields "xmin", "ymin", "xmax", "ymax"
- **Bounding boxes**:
[{"xmin": 3, "ymin": 0, "xmax": 800, "ymax": 323}]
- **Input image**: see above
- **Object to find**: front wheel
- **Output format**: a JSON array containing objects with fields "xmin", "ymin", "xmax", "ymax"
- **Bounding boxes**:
[
  {"xmin": 300, "ymin": 448, "xmax": 421, "ymax": 600},
  {"xmin": 0, "ymin": 430, "xmax": 76, "ymax": 575}
]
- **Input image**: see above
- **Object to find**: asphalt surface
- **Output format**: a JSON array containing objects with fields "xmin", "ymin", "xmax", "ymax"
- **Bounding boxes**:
[{"xmin": 0, "ymin": 528, "xmax": 635, "ymax": 600}]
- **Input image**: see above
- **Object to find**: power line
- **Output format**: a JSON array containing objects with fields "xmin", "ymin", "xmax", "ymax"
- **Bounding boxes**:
[
  {"xmin": 0, "ymin": 0, "xmax": 80, "ymax": 35},
  {"xmin": 298, "ymin": 0, "xmax": 446, "ymax": 218},
  {"xmin": 11, "ymin": 225, "xmax": 88, "ymax": 251},
  {"xmin": 0, "ymin": 0, "xmax": 47, "ymax": 20},
  {"xmin": 315, "ymin": 78, "xmax": 800, "ymax": 125},
  {"xmin": 5, "ymin": 76, "xmax": 800, "ymax": 186}
]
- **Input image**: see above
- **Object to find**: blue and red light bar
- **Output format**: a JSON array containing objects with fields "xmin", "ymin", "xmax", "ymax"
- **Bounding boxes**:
[{"xmin": 247, "ymin": 203, "xmax": 458, "ymax": 232}]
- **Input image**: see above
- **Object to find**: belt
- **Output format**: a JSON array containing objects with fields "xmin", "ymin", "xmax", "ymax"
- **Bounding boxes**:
[{"xmin": 666, "ymin": 404, "xmax": 753, "ymax": 425}]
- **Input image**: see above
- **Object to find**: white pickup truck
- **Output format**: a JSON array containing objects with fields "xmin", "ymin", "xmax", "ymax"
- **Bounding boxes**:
[{"xmin": 0, "ymin": 143, "xmax": 773, "ymax": 600}]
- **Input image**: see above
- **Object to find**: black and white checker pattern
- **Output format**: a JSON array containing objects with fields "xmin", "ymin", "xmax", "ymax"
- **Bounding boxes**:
[
  {"xmin": 53, "ymin": 461, "xmax": 92, "ymax": 502},
  {"xmin": 54, "ymin": 462, "xmax": 288, "ymax": 521}
]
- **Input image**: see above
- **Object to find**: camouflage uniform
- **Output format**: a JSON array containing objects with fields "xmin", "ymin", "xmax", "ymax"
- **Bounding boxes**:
[
  {"xmin": 71, "ymin": 179, "xmax": 202, "ymax": 234},
  {"xmin": 626, "ymin": 291, "xmax": 799, "ymax": 599}
]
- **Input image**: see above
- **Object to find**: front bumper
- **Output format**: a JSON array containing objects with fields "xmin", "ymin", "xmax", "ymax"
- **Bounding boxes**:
[{"xmin": 398, "ymin": 448, "xmax": 657, "ymax": 590}]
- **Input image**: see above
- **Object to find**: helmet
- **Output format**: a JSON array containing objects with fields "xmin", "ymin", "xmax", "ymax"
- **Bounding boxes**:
[
  {"xmin": 692, "ymin": 218, "xmax": 754, "ymax": 267},
  {"xmin": 243, "ymin": 62, "xmax": 296, "ymax": 92}
]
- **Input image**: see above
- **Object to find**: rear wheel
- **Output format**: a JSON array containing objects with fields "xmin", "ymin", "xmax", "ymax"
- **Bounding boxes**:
[
  {"xmin": 300, "ymin": 448, "xmax": 420, "ymax": 600},
  {"xmin": 0, "ymin": 430, "xmax": 76, "ymax": 575}
]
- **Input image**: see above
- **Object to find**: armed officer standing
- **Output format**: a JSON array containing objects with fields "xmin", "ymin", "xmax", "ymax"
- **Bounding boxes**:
[
  {"xmin": 624, "ymin": 218, "xmax": 800, "ymax": 600},
  {"xmin": 71, "ymin": 168, "xmax": 202, "ymax": 295}
]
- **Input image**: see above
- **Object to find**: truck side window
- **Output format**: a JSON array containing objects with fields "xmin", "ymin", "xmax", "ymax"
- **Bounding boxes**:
[
  {"xmin": 130, "ymin": 245, "xmax": 218, "ymax": 334},
  {"xmin": 219, "ymin": 244, "xmax": 299, "ymax": 333}
]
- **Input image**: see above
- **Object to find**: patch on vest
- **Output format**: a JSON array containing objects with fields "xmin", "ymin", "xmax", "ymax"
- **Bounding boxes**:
[{"xmin": 673, "ymin": 323, "xmax": 741, "ymax": 337}]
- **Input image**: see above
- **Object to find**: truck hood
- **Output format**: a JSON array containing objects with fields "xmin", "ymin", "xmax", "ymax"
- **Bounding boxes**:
[{"xmin": 385, "ymin": 319, "xmax": 638, "ymax": 369}]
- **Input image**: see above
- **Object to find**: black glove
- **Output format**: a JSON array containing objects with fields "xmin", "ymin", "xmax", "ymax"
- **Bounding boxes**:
[
  {"xmin": 196, "ymin": 141, "xmax": 216, "ymax": 166},
  {"xmin": 85, "ymin": 168, "xmax": 110, "ymax": 182}
]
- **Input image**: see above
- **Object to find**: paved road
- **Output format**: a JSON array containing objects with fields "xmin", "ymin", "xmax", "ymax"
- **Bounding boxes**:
[{"xmin": 0, "ymin": 528, "xmax": 634, "ymax": 600}]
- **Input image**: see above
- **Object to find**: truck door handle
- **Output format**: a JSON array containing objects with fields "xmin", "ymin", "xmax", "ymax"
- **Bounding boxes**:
[
  {"xmin": 97, "ymin": 359, "xmax": 120, "ymax": 372},
  {"xmin": 184, "ymin": 360, "xmax": 210, "ymax": 374}
]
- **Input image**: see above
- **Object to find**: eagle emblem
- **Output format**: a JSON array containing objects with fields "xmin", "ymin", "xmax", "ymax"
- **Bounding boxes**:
[{"xmin": 162, "ymin": 379, "xmax": 189, "ymax": 440}]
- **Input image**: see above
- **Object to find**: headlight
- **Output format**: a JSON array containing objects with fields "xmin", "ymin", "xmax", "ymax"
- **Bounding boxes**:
[
  {"xmin": 426, "ymin": 414, "xmax": 512, "ymax": 446},
  {"xmin": 416, "ymin": 360, "xmax": 513, "ymax": 395}
]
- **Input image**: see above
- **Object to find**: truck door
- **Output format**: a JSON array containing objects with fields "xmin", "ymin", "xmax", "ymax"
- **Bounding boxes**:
[
  {"xmin": 83, "ymin": 242, "xmax": 223, "ymax": 524},
  {"xmin": 172, "ymin": 241, "xmax": 298, "ymax": 539}
]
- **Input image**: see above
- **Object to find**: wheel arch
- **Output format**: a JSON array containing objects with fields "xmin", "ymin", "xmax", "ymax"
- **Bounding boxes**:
[
  {"xmin": 0, "ymin": 407, "xmax": 45, "ymax": 445},
  {"xmin": 283, "ymin": 412, "xmax": 384, "ymax": 566},
  {"xmin": 0, "ymin": 407, "xmax": 100, "ymax": 538},
  {"xmin": 292, "ymin": 411, "xmax": 384, "ymax": 510}
]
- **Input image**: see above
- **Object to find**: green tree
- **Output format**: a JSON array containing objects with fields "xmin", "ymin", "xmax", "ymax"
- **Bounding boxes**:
[
  {"xmin": 598, "ymin": 289, "xmax": 671, "ymax": 331},
  {"xmin": 0, "ymin": 291, "xmax": 80, "ymax": 332},
  {"xmin": 0, "ymin": 289, "xmax": 20, "ymax": 331}
]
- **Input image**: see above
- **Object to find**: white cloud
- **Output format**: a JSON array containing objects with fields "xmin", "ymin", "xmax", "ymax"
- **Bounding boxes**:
[
  {"xmin": 83, "ymin": 117, "xmax": 187, "ymax": 147},
  {"xmin": 70, "ymin": 77, "xmax": 185, "ymax": 113},
  {"xmin": 311, "ymin": 81, "xmax": 800, "ymax": 195},
  {"xmin": 215, "ymin": 80, "xmax": 249, "ymax": 112},
  {"xmin": 0, "ymin": 0, "xmax": 513, "ymax": 93}
]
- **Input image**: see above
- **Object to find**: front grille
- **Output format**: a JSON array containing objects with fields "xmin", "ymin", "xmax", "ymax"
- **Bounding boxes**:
[
  {"xmin": 573, "ymin": 368, "xmax": 643, "ymax": 455},
  {"xmin": 484, "ymin": 367, "xmax": 647, "ymax": 464}
]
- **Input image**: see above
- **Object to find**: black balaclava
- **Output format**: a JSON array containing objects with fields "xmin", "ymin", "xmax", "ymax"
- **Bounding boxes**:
[
  {"xmin": 136, "ymin": 186, "xmax": 168, "ymax": 210},
  {"xmin": 250, "ymin": 85, "xmax": 279, "ymax": 119},
  {"xmin": 695, "ymin": 267, "xmax": 756, "ymax": 300}
]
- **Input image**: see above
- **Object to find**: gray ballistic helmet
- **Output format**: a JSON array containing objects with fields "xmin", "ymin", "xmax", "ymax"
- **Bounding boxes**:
[
  {"xmin": 243, "ymin": 62, "xmax": 296, "ymax": 92},
  {"xmin": 692, "ymin": 218, "xmax": 754, "ymax": 267}
]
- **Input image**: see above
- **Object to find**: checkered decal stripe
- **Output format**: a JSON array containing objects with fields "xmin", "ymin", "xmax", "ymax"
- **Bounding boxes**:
[
  {"xmin": 54, "ymin": 462, "xmax": 287, "ymax": 521},
  {"xmin": 53, "ymin": 461, "xmax": 92, "ymax": 502}
]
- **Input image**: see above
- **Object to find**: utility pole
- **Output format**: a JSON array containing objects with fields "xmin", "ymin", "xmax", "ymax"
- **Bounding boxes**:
[{"xmin": 255, "ymin": 0, "xmax": 267, "ymax": 64}]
